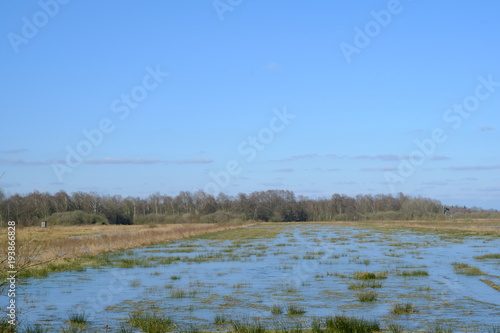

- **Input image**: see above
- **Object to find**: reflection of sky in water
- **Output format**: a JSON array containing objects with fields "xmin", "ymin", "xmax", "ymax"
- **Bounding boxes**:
[{"xmin": 12, "ymin": 225, "xmax": 500, "ymax": 331}]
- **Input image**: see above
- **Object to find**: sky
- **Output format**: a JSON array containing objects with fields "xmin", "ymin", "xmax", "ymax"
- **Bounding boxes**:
[{"xmin": 1, "ymin": 1, "xmax": 500, "ymax": 209}]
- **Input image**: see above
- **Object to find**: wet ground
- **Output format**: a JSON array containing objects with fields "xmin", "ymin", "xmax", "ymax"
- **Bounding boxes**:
[{"xmin": 14, "ymin": 223, "xmax": 500, "ymax": 331}]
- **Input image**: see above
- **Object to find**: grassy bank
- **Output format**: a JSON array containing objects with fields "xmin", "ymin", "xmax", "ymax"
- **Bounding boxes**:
[
  {"xmin": 313, "ymin": 219, "xmax": 500, "ymax": 237},
  {"xmin": 0, "ymin": 221, "xmax": 254, "ymax": 279}
]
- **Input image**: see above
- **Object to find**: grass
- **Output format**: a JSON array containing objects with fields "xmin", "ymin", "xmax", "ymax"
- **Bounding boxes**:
[
  {"xmin": 214, "ymin": 313, "xmax": 230, "ymax": 325},
  {"xmin": 231, "ymin": 319, "xmax": 265, "ymax": 333},
  {"xmin": 324, "ymin": 315, "xmax": 380, "ymax": 333},
  {"xmin": 128, "ymin": 310, "xmax": 175, "ymax": 332},
  {"xmin": 68, "ymin": 312, "xmax": 88, "ymax": 325},
  {"xmin": 390, "ymin": 302, "xmax": 417, "ymax": 314},
  {"xmin": 348, "ymin": 281, "xmax": 383, "ymax": 289},
  {"xmin": 452, "ymin": 262, "xmax": 486, "ymax": 276},
  {"xmin": 475, "ymin": 253, "xmax": 500, "ymax": 260},
  {"xmin": 427, "ymin": 323, "xmax": 453, "ymax": 333},
  {"xmin": 170, "ymin": 288, "xmax": 197, "ymax": 298},
  {"xmin": 480, "ymin": 278, "xmax": 500, "ymax": 292},
  {"xmin": 271, "ymin": 304, "xmax": 283, "ymax": 314},
  {"xmin": 286, "ymin": 304, "xmax": 307, "ymax": 315},
  {"xmin": 24, "ymin": 324, "xmax": 49, "ymax": 333},
  {"xmin": 387, "ymin": 324, "xmax": 405, "ymax": 333},
  {"xmin": 352, "ymin": 271, "xmax": 387, "ymax": 280},
  {"xmin": 0, "ymin": 222, "xmax": 253, "ymax": 280},
  {"xmin": 398, "ymin": 269, "xmax": 429, "ymax": 277},
  {"xmin": 357, "ymin": 290, "xmax": 378, "ymax": 302}
]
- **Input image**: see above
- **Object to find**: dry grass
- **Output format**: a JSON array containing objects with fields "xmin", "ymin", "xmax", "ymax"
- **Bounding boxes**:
[
  {"xmin": 480, "ymin": 279, "xmax": 500, "ymax": 292},
  {"xmin": 309, "ymin": 219, "xmax": 500, "ymax": 236},
  {"xmin": 0, "ymin": 222, "xmax": 253, "ymax": 278}
]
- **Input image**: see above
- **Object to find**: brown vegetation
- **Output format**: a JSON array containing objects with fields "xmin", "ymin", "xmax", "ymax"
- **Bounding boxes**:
[{"xmin": 0, "ymin": 222, "xmax": 253, "ymax": 278}]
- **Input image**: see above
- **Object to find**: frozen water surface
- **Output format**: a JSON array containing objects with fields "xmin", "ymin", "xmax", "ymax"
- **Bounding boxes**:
[{"xmin": 13, "ymin": 224, "xmax": 500, "ymax": 331}]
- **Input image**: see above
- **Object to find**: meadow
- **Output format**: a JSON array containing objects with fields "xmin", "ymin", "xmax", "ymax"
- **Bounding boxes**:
[{"xmin": 1, "ymin": 220, "xmax": 500, "ymax": 332}]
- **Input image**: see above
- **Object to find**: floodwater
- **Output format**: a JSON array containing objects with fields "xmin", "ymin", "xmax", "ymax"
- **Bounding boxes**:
[{"xmin": 13, "ymin": 224, "xmax": 500, "ymax": 331}]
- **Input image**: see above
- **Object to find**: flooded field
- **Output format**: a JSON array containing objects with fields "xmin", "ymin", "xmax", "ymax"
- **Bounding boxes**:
[{"xmin": 14, "ymin": 223, "xmax": 500, "ymax": 332}]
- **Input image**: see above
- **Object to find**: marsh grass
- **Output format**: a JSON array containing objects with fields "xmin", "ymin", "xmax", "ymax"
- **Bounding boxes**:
[
  {"xmin": 324, "ymin": 315, "xmax": 380, "ymax": 333},
  {"xmin": 214, "ymin": 313, "xmax": 230, "ymax": 325},
  {"xmin": 480, "ymin": 278, "xmax": 500, "ymax": 292},
  {"xmin": 427, "ymin": 323, "xmax": 453, "ymax": 333},
  {"xmin": 68, "ymin": 312, "xmax": 89, "ymax": 325},
  {"xmin": 390, "ymin": 302, "xmax": 416, "ymax": 314},
  {"xmin": 452, "ymin": 262, "xmax": 485, "ymax": 276},
  {"xmin": 348, "ymin": 281, "xmax": 383, "ymax": 289},
  {"xmin": 0, "ymin": 223, "xmax": 251, "ymax": 279},
  {"xmin": 231, "ymin": 318, "xmax": 265, "ymax": 333},
  {"xmin": 286, "ymin": 304, "xmax": 306, "ymax": 315},
  {"xmin": 387, "ymin": 324, "xmax": 405, "ymax": 333},
  {"xmin": 356, "ymin": 291, "xmax": 378, "ymax": 302},
  {"xmin": 24, "ymin": 324, "xmax": 49, "ymax": 333},
  {"xmin": 475, "ymin": 253, "xmax": 500, "ymax": 260},
  {"xmin": 352, "ymin": 271, "xmax": 387, "ymax": 280},
  {"xmin": 128, "ymin": 310, "xmax": 175, "ymax": 332},
  {"xmin": 170, "ymin": 288, "xmax": 197, "ymax": 298},
  {"xmin": 271, "ymin": 304, "xmax": 283, "ymax": 315},
  {"xmin": 398, "ymin": 270, "xmax": 429, "ymax": 277}
]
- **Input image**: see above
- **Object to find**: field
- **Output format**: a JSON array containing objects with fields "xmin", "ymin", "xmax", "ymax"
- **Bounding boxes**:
[{"xmin": 2, "ymin": 220, "xmax": 500, "ymax": 332}]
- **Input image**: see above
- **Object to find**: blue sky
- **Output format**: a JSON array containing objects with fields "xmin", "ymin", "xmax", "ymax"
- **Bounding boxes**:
[{"xmin": 1, "ymin": 0, "xmax": 500, "ymax": 209}]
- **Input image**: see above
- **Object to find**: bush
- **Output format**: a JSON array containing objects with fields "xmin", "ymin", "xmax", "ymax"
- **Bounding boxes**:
[{"xmin": 47, "ymin": 210, "xmax": 108, "ymax": 225}]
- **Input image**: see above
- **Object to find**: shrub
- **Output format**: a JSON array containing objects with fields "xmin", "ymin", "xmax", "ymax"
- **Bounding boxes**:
[{"xmin": 47, "ymin": 210, "xmax": 108, "ymax": 225}]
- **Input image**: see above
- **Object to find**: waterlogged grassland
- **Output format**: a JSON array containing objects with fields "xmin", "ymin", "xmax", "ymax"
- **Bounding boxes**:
[{"xmin": 14, "ymin": 222, "xmax": 500, "ymax": 332}]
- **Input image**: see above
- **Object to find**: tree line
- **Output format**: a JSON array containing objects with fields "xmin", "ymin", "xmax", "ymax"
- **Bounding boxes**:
[{"xmin": 0, "ymin": 189, "xmax": 498, "ymax": 226}]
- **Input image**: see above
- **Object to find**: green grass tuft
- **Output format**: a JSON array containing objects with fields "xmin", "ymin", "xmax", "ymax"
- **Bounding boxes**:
[
  {"xmin": 68, "ymin": 311, "xmax": 88, "ymax": 325},
  {"xmin": 387, "ymin": 324, "xmax": 405, "ymax": 333},
  {"xmin": 128, "ymin": 310, "xmax": 175, "ymax": 332},
  {"xmin": 214, "ymin": 313, "xmax": 230, "ymax": 325},
  {"xmin": 325, "ymin": 315, "xmax": 380, "ymax": 333},
  {"xmin": 357, "ymin": 291, "xmax": 378, "ymax": 302},
  {"xmin": 475, "ymin": 253, "xmax": 500, "ymax": 260},
  {"xmin": 452, "ymin": 262, "xmax": 485, "ymax": 276},
  {"xmin": 271, "ymin": 304, "xmax": 283, "ymax": 315},
  {"xmin": 231, "ymin": 319, "xmax": 265, "ymax": 333},
  {"xmin": 352, "ymin": 271, "xmax": 387, "ymax": 280},
  {"xmin": 398, "ymin": 270, "xmax": 429, "ymax": 277},
  {"xmin": 390, "ymin": 302, "xmax": 416, "ymax": 314},
  {"xmin": 286, "ymin": 304, "xmax": 307, "ymax": 315},
  {"xmin": 426, "ymin": 323, "xmax": 453, "ymax": 333}
]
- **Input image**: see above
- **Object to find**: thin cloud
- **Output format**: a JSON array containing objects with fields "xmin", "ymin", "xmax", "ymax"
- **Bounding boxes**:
[
  {"xmin": 0, "ymin": 149, "xmax": 28, "ymax": 154},
  {"xmin": 274, "ymin": 168, "xmax": 294, "ymax": 173},
  {"xmin": 260, "ymin": 181, "xmax": 285, "ymax": 187},
  {"xmin": 479, "ymin": 126, "xmax": 495, "ymax": 131},
  {"xmin": 84, "ymin": 157, "xmax": 214, "ymax": 165},
  {"xmin": 0, "ymin": 158, "xmax": 46, "ymax": 165},
  {"xmin": 356, "ymin": 154, "xmax": 450, "ymax": 161},
  {"xmin": 176, "ymin": 158, "xmax": 213, "ymax": 164},
  {"xmin": 445, "ymin": 164, "xmax": 500, "ymax": 171},
  {"xmin": 361, "ymin": 166, "xmax": 397, "ymax": 172},
  {"xmin": 477, "ymin": 186, "xmax": 500, "ymax": 192},
  {"xmin": 312, "ymin": 167, "xmax": 341, "ymax": 172},
  {"xmin": 85, "ymin": 158, "xmax": 162, "ymax": 165},
  {"xmin": 265, "ymin": 61, "xmax": 281, "ymax": 71},
  {"xmin": 333, "ymin": 181, "xmax": 357, "ymax": 185},
  {"xmin": 423, "ymin": 181, "xmax": 448, "ymax": 186},
  {"xmin": 430, "ymin": 155, "xmax": 451, "ymax": 161},
  {"xmin": 0, "ymin": 182, "xmax": 21, "ymax": 187},
  {"xmin": 355, "ymin": 154, "xmax": 406, "ymax": 161},
  {"xmin": 270, "ymin": 154, "xmax": 320, "ymax": 162}
]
